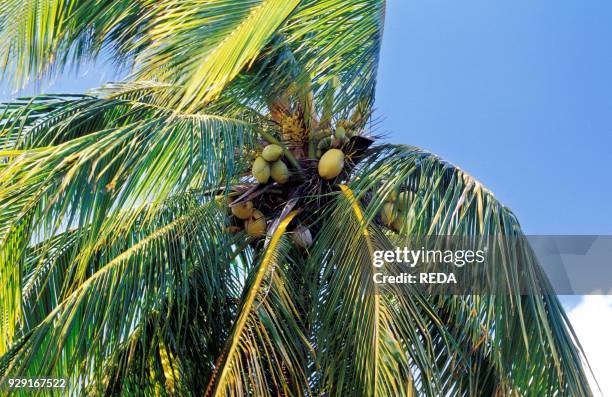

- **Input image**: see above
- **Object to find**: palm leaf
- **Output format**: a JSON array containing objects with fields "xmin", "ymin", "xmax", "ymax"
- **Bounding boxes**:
[
  {"xmin": 308, "ymin": 185, "xmax": 452, "ymax": 396},
  {"xmin": 0, "ymin": 94, "xmax": 257, "ymax": 257},
  {"xmin": 209, "ymin": 210, "xmax": 311, "ymax": 397},
  {"xmin": 280, "ymin": 0, "xmax": 385, "ymax": 115},
  {"xmin": 0, "ymin": 0, "xmax": 144, "ymax": 87},
  {"xmin": 1, "ymin": 197, "xmax": 238, "ymax": 395},
  {"xmin": 344, "ymin": 143, "xmax": 591, "ymax": 395}
]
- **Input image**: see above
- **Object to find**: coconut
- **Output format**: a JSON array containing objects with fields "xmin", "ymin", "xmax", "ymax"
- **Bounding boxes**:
[
  {"xmin": 318, "ymin": 136, "xmax": 332, "ymax": 151},
  {"xmin": 270, "ymin": 160, "xmax": 289, "ymax": 184},
  {"xmin": 231, "ymin": 200, "xmax": 254, "ymax": 220},
  {"xmin": 262, "ymin": 144, "xmax": 283, "ymax": 162},
  {"xmin": 318, "ymin": 149, "xmax": 344, "ymax": 180},
  {"xmin": 252, "ymin": 156, "xmax": 270, "ymax": 184},
  {"xmin": 245, "ymin": 210, "xmax": 266, "ymax": 237},
  {"xmin": 293, "ymin": 225, "xmax": 313, "ymax": 249},
  {"xmin": 335, "ymin": 126, "xmax": 346, "ymax": 140},
  {"xmin": 397, "ymin": 191, "xmax": 411, "ymax": 211},
  {"xmin": 380, "ymin": 203, "xmax": 397, "ymax": 226}
]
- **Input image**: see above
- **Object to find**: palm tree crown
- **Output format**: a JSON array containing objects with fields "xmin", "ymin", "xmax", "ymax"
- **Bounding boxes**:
[{"xmin": 0, "ymin": 1, "xmax": 592, "ymax": 396}]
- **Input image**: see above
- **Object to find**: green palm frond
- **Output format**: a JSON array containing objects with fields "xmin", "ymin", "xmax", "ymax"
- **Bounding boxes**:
[
  {"xmin": 1, "ymin": 196, "xmax": 238, "ymax": 394},
  {"xmin": 138, "ymin": 0, "xmax": 302, "ymax": 112},
  {"xmin": 0, "ymin": 94, "xmax": 257, "ymax": 240},
  {"xmin": 1, "ymin": 1, "xmax": 384, "ymax": 116},
  {"xmin": 209, "ymin": 210, "xmax": 310, "ymax": 397},
  {"xmin": 208, "ymin": 0, "xmax": 385, "ymax": 119},
  {"xmin": 280, "ymin": 0, "xmax": 385, "ymax": 115},
  {"xmin": 0, "ymin": 96, "xmax": 258, "ymax": 364},
  {"xmin": 307, "ymin": 185, "xmax": 420, "ymax": 395},
  {"xmin": 0, "ymin": 212, "xmax": 32, "ymax": 355},
  {"xmin": 0, "ymin": 0, "xmax": 144, "ymax": 87},
  {"xmin": 342, "ymin": 144, "xmax": 591, "ymax": 395}
]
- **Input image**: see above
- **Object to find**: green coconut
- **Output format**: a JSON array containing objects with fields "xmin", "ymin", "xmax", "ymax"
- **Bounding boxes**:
[
  {"xmin": 318, "ymin": 149, "xmax": 344, "ymax": 180},
  {"xmin": 262, "ymin": 144, "xmax": 283, "ymax": 162},
  {"xmin": 380, "ymin": 203, "xmax": 397, "ymax": 226},
  {"xmin": 318, "ymin": 136, "xmax": 332, "ymax": 151},
  {"xmin": 252, "ymin": 156, "xmax": 270, "ymax": 184},
  {"xmin": 335, "ymin": 126, "xmax": 346, "ymax": 140},
  {"xmin": 270, "ymin": 160, "xmax": 289, "ymax": 184},
  {"xmin": 245, "ymin": 209, "xmax": 266, "ymax": 237},
  {"xmin": 231, "ymin": 200, "xmax": 254, "ymax": 220}
]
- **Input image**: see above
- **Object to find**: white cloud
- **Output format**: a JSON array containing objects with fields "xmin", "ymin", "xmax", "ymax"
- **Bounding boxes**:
[{"xmin": 568, "ymin": 295, "xmax": 612, "ymax": 397}]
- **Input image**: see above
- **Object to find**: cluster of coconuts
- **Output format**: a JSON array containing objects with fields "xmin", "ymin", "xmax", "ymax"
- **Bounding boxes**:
[
  {"xmin": 380, "ymin": 190, "xmax": 412, "ymax": 232},
  {"xmin": 237, "ymin": 122, "xmax": 359, "ymax": 241},
  {"xmin": 230, "ymin": 199, "xmax": 313, "ymax": 247},
  {"xmin": 252, "ymin": 144, "xmax": 289, "ymax": 184},
  {"xmin": 231, "ymin": 200, "xmax": 267, "ymax": 237}
]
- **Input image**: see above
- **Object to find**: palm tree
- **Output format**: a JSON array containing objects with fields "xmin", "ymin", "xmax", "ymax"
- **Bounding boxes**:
[{"xmin": 0, "ymin": 1, "xmax": 592, "ymax": 396}]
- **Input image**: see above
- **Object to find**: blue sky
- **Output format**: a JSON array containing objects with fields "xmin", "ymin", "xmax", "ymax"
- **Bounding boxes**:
[{"xmin": 376, "ymin": 0, "xmax": 612, "ymax": 235}]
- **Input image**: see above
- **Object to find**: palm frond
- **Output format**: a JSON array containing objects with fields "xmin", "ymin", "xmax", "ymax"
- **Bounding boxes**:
[
  {"xmin": 0, "ymin": 94, "xmax": 257, "ymax": 246},
  {"xmin": 0, "ymin": 212, "xmax": 32, "ymax": 355},
  {"xmin": 0, "ymin": 0, "xmax": 144, "ymax": 87},
  {"xmin": 209, "ymin": 210, "xmax": 311, "ymax": 397},
  {"xmin": 1, "ymin": 196, "xmax": 238, "ymax": 395},
  {"xmin": 2, "ymin": 1, "xmax": 385, "ymax": 117},
  {"xmin": 343, "ymin": 143, "xmax": 591, "ymax": 395},
  {"xmin": 138, "ymin": 0, "xmax": 301, "ymax": 112},
  {"xmin": 307, "ymin": 185, "xmax": 453, "ymax": 396},
  {"xmin": 280, "ymin": 0, "xmax": 385, "ymax": 116},
  {"xmin": 209, "ymin": 0, "xmax": 385, "ymax": 119},
  {"xmin": 0, "ymin": 96, "xmax": 257, "ymax": 370}
]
